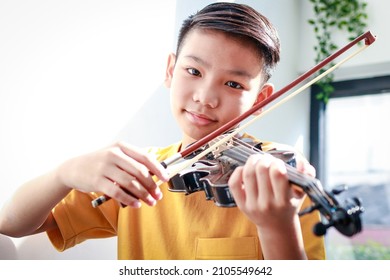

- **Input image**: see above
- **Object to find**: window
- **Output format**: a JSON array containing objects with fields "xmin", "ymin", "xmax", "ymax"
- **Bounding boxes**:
[{"xmin": 310, "ymin": 75, "xmax": 390, "ymax": 259}]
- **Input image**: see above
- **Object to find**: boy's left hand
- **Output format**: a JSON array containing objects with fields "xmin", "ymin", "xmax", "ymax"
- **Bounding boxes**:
[{"xmin": 228, "ymin": 152, "xmax": 314, "ymax": 230}]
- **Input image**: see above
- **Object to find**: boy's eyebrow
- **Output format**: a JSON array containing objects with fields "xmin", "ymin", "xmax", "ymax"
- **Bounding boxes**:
[{"xmin": 183, "ymin": 55, "xmax": 255, "ymax": 79}]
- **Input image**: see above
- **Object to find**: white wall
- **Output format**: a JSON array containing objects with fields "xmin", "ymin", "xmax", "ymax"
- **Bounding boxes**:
[
  {"xmin": 2, "ymin": 0, "xmax": 386, "ymax": 260},
  {"xmin": 0, "ymin": 0, "xmax": 177, "ymax": 260}
]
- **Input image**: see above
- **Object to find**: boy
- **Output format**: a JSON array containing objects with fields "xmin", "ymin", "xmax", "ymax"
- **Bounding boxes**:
[{"xmin": 0, "ymin": 2, "xmax": 325, "ymax": 259}]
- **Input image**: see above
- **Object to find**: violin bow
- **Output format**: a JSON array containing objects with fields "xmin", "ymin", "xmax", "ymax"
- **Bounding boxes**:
[{"xmin": 91, "ymin": 31, "xmax": 376, "ymax": 208}]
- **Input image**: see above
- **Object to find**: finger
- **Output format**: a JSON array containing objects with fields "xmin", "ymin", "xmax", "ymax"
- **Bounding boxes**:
[
  {"xmin": 243, "ymin": 154, "xmax": 263, "ymax": 204},
  {"xmin": 111, "ymin": 175, "xmax": 158, "ymax": 207},
  {"xmin": 253, "ymin": 154, "xmax": 275, "ymax": 204},
  {"xmin": 302, "ymin": 163, "xmax": 316, "ymax": 177},
  {"xmin": 109, "ymin": 145, "xmax": 164, "ymax": 200},
  {"xmin": 228, "ymin": 166, "xmax": 246, "ymax": 206},
  {"xmin": 119, "ymin": 158, "xmax": 163, "ymax": 201},
  {"xmin": 103, "ymin": 164, "xmax": 160, "ymax": 206},
  {"xmin": 295, "ymin": 154, "xmax": 316, "ymax": 177},
  {"xmin": 118, "ymin": 142, "xmax": 169, "ymax": 181},
  {"xmin": 101, "ymin": 179, "xmax": 141, "ymax": 208},
  {"xmin": 268, "ymin": 159, "xmax": 291, "ymax": 203}
]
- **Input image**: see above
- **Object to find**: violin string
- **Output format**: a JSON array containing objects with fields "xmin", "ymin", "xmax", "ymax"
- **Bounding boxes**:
[
  {"xmin": 226, "ymin": 138, "xmax": 265, "ymax": 164},
  {"xmin": 229, "ymin": 137, "xmax": 331, "ymax": 205},
  {"xmin": 159, "ymin": 132, "xmax": 239, "ymax": 183},
  {"xmin": 285, "ymin": 167, "xmax": 332, "ymax": 207},
  {"xmin": 229, "ymin": 138, "xmax": 313, "ymax": 187},
  {"xmin": 235, "ymin": 139, "xmax": 311, "ymax": 187}
]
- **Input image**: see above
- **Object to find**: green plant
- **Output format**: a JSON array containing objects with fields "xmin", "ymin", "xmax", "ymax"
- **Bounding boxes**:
[
  {"xmin": 327, "ymin": 241, "xmax": 390, "ymax": 260},
  {"xmin": 308, "ymin": 0, "xmax": 368, "ymax": 104}
]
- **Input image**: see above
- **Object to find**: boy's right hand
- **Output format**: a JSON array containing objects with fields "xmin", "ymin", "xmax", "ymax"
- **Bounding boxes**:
[{"xmin": 56, "ymin": 142, "xmax": 169, "ymax": 208}]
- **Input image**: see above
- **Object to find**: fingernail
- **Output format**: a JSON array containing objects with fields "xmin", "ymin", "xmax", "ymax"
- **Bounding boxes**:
[
  {"xmin": 249, "ymin": 153, "xmax": 263, "ymax": 165},
  {"xmin": 146, "ymin": 196, "xmax": 156, "ymax": 206},
  {"xmin": 155, "ymin": 189, "xmax": 163, "ymax": 200},
  {"xmin": 162, "ymin": 171, "xmax": 170, "ymax": 182},
  {"xmin": 276, "ymin": 159, "xmax": 287, "ymax": 174},
  {"xmin": 131, "ymin": 201, "xmax": 142, "ymax": 208}
]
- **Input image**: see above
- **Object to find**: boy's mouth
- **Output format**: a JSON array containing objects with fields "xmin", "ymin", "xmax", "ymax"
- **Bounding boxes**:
[{"xmin": 185, "ymin": 110, "xmax": 217, "ymax": 126}]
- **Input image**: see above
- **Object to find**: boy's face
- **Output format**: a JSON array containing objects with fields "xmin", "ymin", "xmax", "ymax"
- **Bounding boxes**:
[{"xmin": 165, "ymin": 29, "xmax": 273, "ymax": 148}]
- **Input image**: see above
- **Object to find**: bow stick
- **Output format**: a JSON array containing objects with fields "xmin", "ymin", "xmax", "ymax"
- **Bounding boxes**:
[{"xmin": 91, "ymin": 31, "xmax": 376, "ymax": 208}]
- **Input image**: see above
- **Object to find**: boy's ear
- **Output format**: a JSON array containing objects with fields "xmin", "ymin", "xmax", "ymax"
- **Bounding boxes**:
[
  {"xmin": 252, "ymin": 83, "xmax": 274, "ymax": 116},
  {"xmin": 164, "ymin": 53, "xmax": 176, "ymax": 88}
]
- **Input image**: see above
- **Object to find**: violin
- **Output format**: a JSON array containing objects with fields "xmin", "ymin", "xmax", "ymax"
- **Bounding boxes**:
[{"xmin": 167, "ymin": 134, "xmax": 363, "ymax": 237}]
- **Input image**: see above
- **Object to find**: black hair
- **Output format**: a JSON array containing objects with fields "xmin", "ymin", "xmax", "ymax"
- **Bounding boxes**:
[{"xmin": 176, "ymin": 2, "xmax": 281, "ymax": 81}]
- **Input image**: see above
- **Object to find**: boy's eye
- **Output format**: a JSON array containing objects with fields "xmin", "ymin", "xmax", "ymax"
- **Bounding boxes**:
[
  {"xmin": 226, "ymin": 81, "xmax": 243, "ymax": 89},
  {"xmin": 187, "ymin": 68, "xmax": 201, "ymax": 77}
]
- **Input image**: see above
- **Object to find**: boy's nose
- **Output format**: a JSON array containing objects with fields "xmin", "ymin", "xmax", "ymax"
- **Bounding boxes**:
[{"xmin": 193, "ymin": 83, "xmax": 219, "ymax": 108}]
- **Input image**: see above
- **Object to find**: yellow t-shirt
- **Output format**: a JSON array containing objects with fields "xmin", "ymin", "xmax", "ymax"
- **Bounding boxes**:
[{"xmin": 47, "ymin": 138, "xmax": 325, "ymax": 259}]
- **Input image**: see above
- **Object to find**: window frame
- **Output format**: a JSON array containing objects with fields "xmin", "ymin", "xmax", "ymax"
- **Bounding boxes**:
[{"xmin": 309, "ymin": 75, "xmax": 390, "ymax": 187}]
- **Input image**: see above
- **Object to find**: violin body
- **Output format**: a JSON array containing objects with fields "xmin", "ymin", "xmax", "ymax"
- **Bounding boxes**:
[
  {"xmin": 168, "ymin": 138, "xmax": 296, "ymax": 207},
  {"xmin": 168, "ymin": 135, "xmax": 364, "ymax": 237},
  {"xmin": 168, "ymin": 158, "xmax": 237, "ymax": 207}
]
